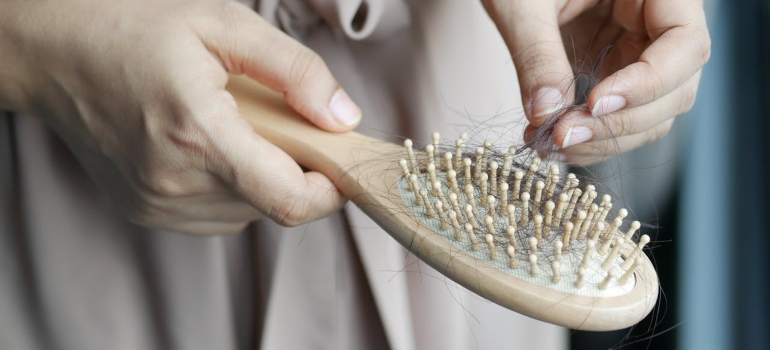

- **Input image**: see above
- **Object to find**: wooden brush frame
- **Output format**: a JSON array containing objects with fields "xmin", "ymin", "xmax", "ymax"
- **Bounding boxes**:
[{"xmin": 227, "ymin": 75, "xmax": 658, "ymax": 331}]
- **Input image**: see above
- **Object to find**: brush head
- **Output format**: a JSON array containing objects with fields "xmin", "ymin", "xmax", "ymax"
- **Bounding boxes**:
[{"xmin": 395, "ymin": 134, "xmax": 658, "ymax": 331}]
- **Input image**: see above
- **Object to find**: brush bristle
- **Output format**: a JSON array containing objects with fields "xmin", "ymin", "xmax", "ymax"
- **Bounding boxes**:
[{"xmin": 397, "ymin": 133, "xmax": 649, "ymax": 297}]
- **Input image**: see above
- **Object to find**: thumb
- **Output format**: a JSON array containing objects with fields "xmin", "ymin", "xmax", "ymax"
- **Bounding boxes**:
[
  {"xmin": 197, "ymin": 2, "xmax": 361, "ymax": 132},
  {"xmin": 483, "ymin": 0, "xmax": 573, "ymax": 126}
]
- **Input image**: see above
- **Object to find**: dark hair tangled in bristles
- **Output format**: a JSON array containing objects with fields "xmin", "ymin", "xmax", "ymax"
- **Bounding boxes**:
[{"xmin": 523, "ymin": 46, "xmax": 613, "ymax": 158}]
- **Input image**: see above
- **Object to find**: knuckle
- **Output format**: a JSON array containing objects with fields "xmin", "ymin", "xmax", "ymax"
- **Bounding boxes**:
[
  {"xmin": 696, "ymin": 28, "xmax": 712, "ymax": 67},
  {"xmin": 137, "ymin": 167, "xmax": 189, "ymax": 198},
  {"xmin": 517, "ymin": 51, "xmax": 547, "ymax": 77},
  {"xmin": 136, "ymin": 125, "xmax": 210, "ymax": 199},
  {"xmin": 167, "ymin": 123, "xmax": 208, "ymax": 157},
  {"xmin": 627, "ymin": 62, "xmax": 666, "ymax": 103},
  {"xmin": 611, "ymin": 113, "xmax": 638, "ymax": 137},
  {"xmin": 646, "ymin": 66, "xmax": 667, "ymax": 102},
  {"xmin": 267, "ymin": 190, "xmax": 313, "ymax": 227},
  {"xmin": 288, "ymin": 48, "xmax": 326, "ymax": 88},
  {"xmin": 517, "ymin": 47, "xmax": 568, "ymax": 86}
]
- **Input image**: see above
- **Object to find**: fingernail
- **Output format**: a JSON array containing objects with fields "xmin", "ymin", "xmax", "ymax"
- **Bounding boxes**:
[
  {"xmin": 531, "ymin": 87, "xmax": 564, "ymax": 118},
  {"xmin": 329, "ymin": 89, "xmax": 361, "ymax": 126},
  {"xmin": 591, "ymin": 95, "xmax": 626, "ymax": 117},
  {"xmin": 562, "ymin": 126, "xmax": 593, "ymax": 148}
]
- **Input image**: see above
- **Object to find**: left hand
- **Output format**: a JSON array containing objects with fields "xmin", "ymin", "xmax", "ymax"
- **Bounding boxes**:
[
  {"xmin": 0, "ymin": 0, "xmax": 360, "ymax": 235},
  {"xmin": 482, "ymin": 0, "xmax": 711, "ymax": 165}
]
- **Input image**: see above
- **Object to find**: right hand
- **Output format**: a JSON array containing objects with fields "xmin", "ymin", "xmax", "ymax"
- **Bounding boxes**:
[
  {"xmin": 482, "ymin": 0, "xmax": 710, "ymax": 165},
  {"xmin": 0, "ymin": 0, "xmax": 362, "ymax": 235}
]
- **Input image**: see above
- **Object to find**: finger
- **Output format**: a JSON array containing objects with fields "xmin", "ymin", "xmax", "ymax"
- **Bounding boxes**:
[
  {"xmin": 541, "ymin": 72, "xmax": 700, "ymax": 147},
  {"xmin": 167, "ymin": 221, "xmax": 251, "ymax": 236},
  {"xmin": 125, "ymin": 183, "xmax": 264, "ymax": 228},
  {"xmin": 152, "ymin": 195, "xmax": 263, "ymax": 223},
  {"xmin": 202, "ymin": 92, "xmax": 347, "ymax": 226},
  {"xmin": 194, "ymin": 2, "xmax": 361, "ymax": 132},
  {"xmin": 555, "ymin": 118, "xmax": 676, "ymax": 165},
  {"xmin": 125, "ymin": 205, "xmax": 253, "ymax": 236},
  {"xmin": 483, "ymin": 0, "xmax": 574, "ymax": 126},
  {"xmin": 588, "ymin": 0, "xmax": 710, "ymax": 117}
]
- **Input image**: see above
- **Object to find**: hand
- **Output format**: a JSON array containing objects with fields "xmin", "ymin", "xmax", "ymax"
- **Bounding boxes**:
[
  {"xmin": 0, "ymin": 0, "xmax": 362, "ymax": 235},
  {"xmin": 482, "ymin": 0, "xmax": 711, "ymax": 164}
]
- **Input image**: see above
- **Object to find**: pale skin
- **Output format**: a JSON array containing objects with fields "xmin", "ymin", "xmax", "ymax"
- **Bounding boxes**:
[
  {"xmin": 0, "ymin": 0, "xmax": 710, "ymax": 235},
  {"xmin": 483, "ymin": 0, "xmax": 711, "ymax": 164}
]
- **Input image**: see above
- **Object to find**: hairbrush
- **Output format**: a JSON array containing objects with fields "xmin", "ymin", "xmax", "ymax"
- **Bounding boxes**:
[{"xmin": 227, "ymin": 76, "xmax": 658, "ymax": 331}]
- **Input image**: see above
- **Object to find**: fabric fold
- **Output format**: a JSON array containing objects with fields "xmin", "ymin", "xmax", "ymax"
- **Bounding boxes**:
[{"xmin": 260, "ymin": 0, "xmax": 410, "ymax": 41}]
